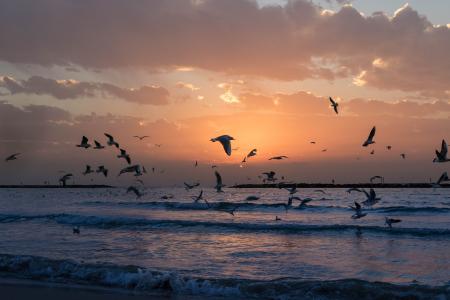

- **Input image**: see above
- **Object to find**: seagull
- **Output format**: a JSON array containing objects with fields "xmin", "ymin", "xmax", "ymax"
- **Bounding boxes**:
[
  {"xmin": 104, "ymin": 133, "xmax": 119, "ymax": 148},
  {"xmin": 184, "ymin": 182, "xmax": 200, "ymax": 190},
  {"xmin": 247, "ymin": 149, "xmax": 257, "ymax": 158},
  {"xmin": 262, "ymin": 171, "xmax": 277, "ymax": 182},
  {"xmin": 93, "ymin": 140, "xmax": 105, "ymax": 150},
  {"xmin": 361, "ymin": 188, "xmax": 381, "ymax": 207},
  {"xmin": 59, "ymin": 173, "xmax": 73, "ymax": 186},
  {"xmin": 400, "ymin": 153, "xmax": 406, "ymax": 159},
  {"xmin": 370, "ymin": 150, "xmax": 375, "ymax": 155},
  {"xmin": 310, "ymin": 141, "xmax": 316, "ymax": 144},
  {"xmin": 362, "ymin": 126, "xmax": 376, "ymax": 147},
  {"xmin": 245, "ymin": 195, "xmax": 260, "ymax": 201},
  {"xmin": 210, "ymin": 135, "xmax": 235, "ymax": 156},
  {"xmin": 127, "ymin": 186, "xmax": 143, "ymax": 199},
  {"xmin": 432, "ymin": 172, "xmax": 449, "ymax": 188},
  {"xmin": 370, "ymin": 176, "xmax": 383, "ymax": 183},
  {"xmin": 191, "ymin": 190, "xmax": 203, "ymax": 203},
  {"xmin": 349, "ymin": 201, "xmax": 367, "ymax": 219},
  {"xmin": 284, "ymin": 186, "xmax": 298, "ymax": 195},
  {"xmin": 119, "ymin": 165, "xmax": 143, "ymax": 176},
  {"xmin": 269, "ymin": 156, "xmax": 288, "ymax": 160},
  {"xmin": 386, "ymin": 145, "xmax": 392, "ymax": 150},
  {"xmin": 73, "ymin": 226, "xmax": 80, "ymax": 234},
  {"xmin": 5, "ymin": 153, "xmax": 20, "ymax": 162},
  {"xmin": 194, "ymin": 160, "xmax": 198, "ymax": 167},
  {"xmin": 385, "ymin": 217, "xmax": 401, "ymax": 228},
  {"xmin": 433, "ymin": 139, "xmax": 449, "ymax": 163},
  {"xmin": 329, "ymin": 97, "xmax": 339, "ymax": 114},
  {"xmin": 76, "ymin": 136, "xmax": 91, "ymax": 149},
  {"xmin": 211, "ymin": 165, "xmax": 217, "ymax": 169},
  {"xmin": 134, "ymin": 135, "xmax": 149, "ymax": 140},
  {"xmin": 214, "ymin": 171, "xmax": 225, "ymax": 192},
  {"xmin": 96, "ymin": 165, "xmax": 108, "ymax": 177},
  {"xmin": 117, "ymin": 149, "xmax": 131, "ymax": 164},
  {"xmin": 298, "ymin": 197, "xmax": 313, "ymax": 208},
  {"xmin": 82, "ymin": 165, "xmax": 94, "ymax": 175}
]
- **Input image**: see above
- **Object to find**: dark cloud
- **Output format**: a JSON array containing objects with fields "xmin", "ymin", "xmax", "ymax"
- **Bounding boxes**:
[
  {"xmin": 0, "ymin": 75, "xmax": 170, "ymax": 105},
  {"xmin": 0, "ymin": 1, "xmax": 448, "ymax": 96}
]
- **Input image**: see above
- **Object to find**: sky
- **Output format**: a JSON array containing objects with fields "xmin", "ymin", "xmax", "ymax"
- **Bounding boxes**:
[{"xmin": 0, "ymin": 0, "xmax": 449, "ymax": 186}]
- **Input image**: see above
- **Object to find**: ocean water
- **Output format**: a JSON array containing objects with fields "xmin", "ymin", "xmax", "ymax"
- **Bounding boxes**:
[{"xmin": 0, "ymin": 187, "xmax": 450, "ymax": 299}]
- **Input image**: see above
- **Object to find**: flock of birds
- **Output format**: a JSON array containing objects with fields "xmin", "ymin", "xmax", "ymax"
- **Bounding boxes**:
[{"xmin": 3, "ymin": 96, "xmax": 450, "ymax": 231}]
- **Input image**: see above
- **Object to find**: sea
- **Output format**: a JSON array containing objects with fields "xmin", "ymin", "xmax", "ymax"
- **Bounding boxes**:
[{"xmin": 0, "ymin": 187, "xmax": 449, "ymax": 299}]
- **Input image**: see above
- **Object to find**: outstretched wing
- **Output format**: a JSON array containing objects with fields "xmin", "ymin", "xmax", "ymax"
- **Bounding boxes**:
[
  {"xmin": 367, "ymin": 126, "xmax": 376, "ymax": 142},
  {"xmin": 220, "ymin": 139, "xmax": 232, "ymax": 156},
  {"xmin": 215, "ymin": 171, "xmax": 222, "ymax": 186},
  {"xmin": 441, "ymin": 140, "xmax": 448, "ymax": 157},
  {"xmin": 81, "ymin": 136, "xmax": 89, "ymax": 144},
  {"xmin": 104, "ymin": 133, "xmax": 114, "ymax": 141}
]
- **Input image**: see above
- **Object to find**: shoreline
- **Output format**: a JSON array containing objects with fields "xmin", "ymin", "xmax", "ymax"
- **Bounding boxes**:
[
  {"xmin": 232, "ymin": 183, "xmax": 449, "ymax": 188},
  {"xmin": 0, "ymin": 185, "xmax": 113, "ymax": 188}
]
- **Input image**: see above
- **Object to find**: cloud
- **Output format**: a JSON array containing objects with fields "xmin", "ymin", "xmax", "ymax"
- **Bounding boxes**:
[
  {"xmin": 0, "ymin": 1, "xmax": 448, "ymax": 96},
  {"xmin": 0, "ymin": 75, "xmax": 170, "ymax": 105}
]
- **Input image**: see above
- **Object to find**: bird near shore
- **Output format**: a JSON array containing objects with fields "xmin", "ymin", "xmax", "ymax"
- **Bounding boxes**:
[
  {"xmin": 214, "ymin": 171, "xmax": 225, "ymax": 192},
  {"xmin": 117, "ymin": 149, "xmax": 131, "ymax": 164},
  {"xmin": 127, "ymin": 186, "xmax": 143, "ymax": 199},
  {"xmin": 262, "ymin": 171, "xmax": 277, "ymax": 182},
  {"xmin": 191, "ymin": 190, "xmax": 203, "ymax": 203},
  {"xmin": 361, "ymin": 188, "xmax": 381, "ymax": 207},
  {"xmin": 385, "ymin": 217, "xmax": 401, "ymax": 228},
  {"xmin": 96, "ymin": 166, "xmax": 108, "ymax": 177},
  {"xmin": 93, "ymin": 140, "xmax": 105, "ymax": 149},
  {"xmin": 59, "ymin": 173, "xmax": 73, "ymax": 186},
  {"xmin": 433, "ymin": 139, "xmax": 449, "ymax": 163},
  {"xmin": 210, "ymin": 135, "xmax": 234, "ymax": 156},
  {"xmin": 349, "ymin": 201, "xmax": 367, "ymax": 219},
  {"xmin": 370, "ymin": 176, "xmax": 383, "ymax": 183},
  {"xmin": 269, "ymin": 156, "xmax": 288, "ymax": 160},
  {"xmin": 104, "ymin": 133, "xmax": 119, "ymax": 148},
  {"xmin": 5, "ymin": 153, "xmax": 20, "ymax": 162},
  {"xmin": 184, "ymin": 182, "xmax": 200, "ymax": 190},
  {"xmin": 82, "ymin": 165, "xmax": 94, "ymax": 175},
  {"xmin": 72, "ymin": 226, "xmax": 80, "ymax": 234},
  {"xmin": 362, "ymin": 126, "xmax": 376, "ymax": 147},
  {"xmin": 329, "ymin": 97, "xmax": 339, "ymax": 114},
  {"xmin": 76, "ymin": 136, "xmax": 91, "ymax": 149},
  {"xmin": 432, "ymin": 172, "xmax": 449, "ymax": 188},
  {"xmin": 119, "ymin": 165, "xmax": 143, "ymax": 176}
]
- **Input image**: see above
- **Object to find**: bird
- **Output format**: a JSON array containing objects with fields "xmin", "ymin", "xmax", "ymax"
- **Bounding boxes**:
[
  {"xmin": 400, "ymin": 153, "xmax": 406, "ymax": 159},
  {"xmin": 269, "ymin": 156, "xmax": 288, "ymax": 160},
  {"xmin": 349, "ymin": 201, "xmax": 367, "ymax": 219},
  {"xmin": 361, "ymin": 188, "xmax": 381, "ymax": 207},
  {"xmin": 370, "ymin": 150, "xmax": 375, "ymax": 155},
  {"xmin": 347, "ymin": 187, "xmax": 363, "ymax": 194},
  {"xmin": 117, "ymin": 149, "xmax": 131, "ymax": 164},
  {"xmin": 210, "ymin": 135, "xmax": 235, "ymax": 156},
  {"xmin": 310, "ymin": 141, "xmax": 316, "ymax": 144},
  {"xmin": 154, "ymin": 144, "xmax": 162, "ymax": 148},
  {"xmin": 432, "ymin": 171, "xmax": 449, "ymax": 188},
  {"xmin": 59, "ymin": 173, "xmax": 73, "ymax": 186},
  {"xmin": 386, "ymin": 145, "xmax": 392, "ymax": 150},
  {"xmin": 93, "ymin": 140, "xmax": 105, "ymax": 149},
  {"xmin": 76, "ymin": 136, "xmax": 91, "ymax": 149},
  {"xmin": 194, "ymin": 160, "xmax": 198, "ymax": 167},
  {"xmin": 370, "ymin": 176, "xmax": 383, "ymax": 183},
  {"xmin": 329, "ymin": 97, "xmax": 339, "ymax": 114},
  {"xmin": 134, "ymin": 135, "xmax": 149, "ymax": 140},
  {"xmin": 219, "ymin": 205, "xmax": 239, "ymax": 216},
  {"xmin": 96, "ymin": 165, "xmax": 108, "ymax": 177},
  {"xmin": 433, "ymin": 139, "xmax": 449, "ymax": 163},
  {"xmin": 275, "ymin": 216, "xmax": 282, "ymax": 221},
  {"xmin": 284, "ymin": 186, "xmax": 298, "ymax": 195},
  {"xmin": 184, "ymin": 182, "xmax": 200, "ymax": 190},
  {"xmin": 191, "ymin": 190, "xmax": 203, "ymax": 203},
  {"xmin": 262, "ymin": 171, "xmax": 277, "ymax": 182},
  {"xmin": 298, "ymin": 197, "xmax": 313, "ymax": 208},
  {"xmin": 211, "ymin": 165, "xmax": 217, "ymax": 169},
  {"xmin": 322, "ymin": 149, "xmax": 327, "ymax": 152},
  {"xmin": 5, "ymin": 153, "xmax": 20, "ymax": 162},
  {"xmin": 362, "ymin": 126, "xmax": 376, "ymax": 147},
  {"xmin": 73, "ymin": 226, "xmax": 80, "ymax": 234},
  {"xmin": 385, "ymin": 217, "xmax": 401, "ymax": 228},
  {"xmin": 82, "ymin": 165, "xmax": 94, "ymax": 175},
  {"xmin": 161, "ymin": 194, "xmax": 174, "ymax": 200},
  {"xmin": 104, "ymin": 133, "xmax": 119, "ymax": 148},
  {"xmin": 127, "ymin": 186, "xmax": 143, "ymax": 199},
  {"xmin": 119, "ymin": 165, "xmax": 143, "ymax": 176},
  {"xmin": 245, "ymin": 195, "xmax": 260, "ymax": 201},
  {"xmin": 214, "ymin": 171, "xmax": 225, "ymax": 192},
  {"xmin": 246, "ymin": 149, "xmax": 257, "ymax": 158}
]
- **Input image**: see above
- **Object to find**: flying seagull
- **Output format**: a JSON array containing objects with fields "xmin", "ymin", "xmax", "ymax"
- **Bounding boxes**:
[
  {"xmin": 210, "ymin": 135, "xmax": 235, "ymax": 156},
  {"xmin": 119, "ymin": 165, "xmax": 143, "ymax": 176},
  {"xmin": 362, "ymin": 126, "xmax": 376, "ymax": 147},
  {"xmin": 247, "ymin": 149, "xmax": 257, "ymax": 158},
  {"xmin": 96, "ymin": 165, "xmax": 108, "ymax": 177},
  {"xmin": 329, "ymin": 97, "xmax": 339, "ymax": 114},
  {"xmin": 214, "ymin": 170, "xmax": 225, "ymax": 192},
  {"xmin": 400, "ymin": 153, "xmax": 406, "ymax": 159},
  {"xmin": 184, "ymin": 182, "xmax": 200, "ymax": 191},
  {"xmin": 104, "ymin": 133, "xmax": 119, "ymax": 148},
  {"xmin": 385, "ymin": 217, "xmax": 401, "ymax": 228},
  {"xmin": 82, "ymin": 165, "xmax": 94, "ymax": 175},
  {"xmin": 269, "ymin": 156, "xmax": 288, "ymax": 160},
  {"xmin": 310, "ymin": 141, "xmax": 316, "ymax": 144},
  {"xmin": 5, "ymin": 153, "xmax": 20, "ymax": 162},
  {"xmin": 93, "ymin": 140, "xmax": 105, "ymax": 149},
  {"xmin": 127, "ymin": 186, "xmax": 143, "ymax": 199},
  {"xmin": 59, "ymin": 173, "xmax": 73, "ymax": 186},
  {"xmin": 370, "ymin": 150, "xmax": 375, "ymax": 155},
  {"xmin": 432, "ymin": 171, "xmax": 449, "ymax": 188},
  {"xmin": 361, "ymin": 188, "xmax": 381, "ymax": 207},
  {"xmin": 191, "ymin": 190, "xmax": 203, "ymax": 203},
  {"xmin": 386, "ymin": 145, "xmax": 392, "ymax": 150},
  {"xmin": 117, "ymin": 149, "xmax": 131, "ymax": 164},
  {"xmin": 134, "ymin": 135, "xmax": 149, "ymax": 140},
  {"xmin": 194, "ymin": 160, "xmax": 198, "ymax": 167},
  {"xmin": 349, "ymin": 201, "xmax": 367, "ymax": 219},
  {"xmin": 76, "ymin": 136, "xmax": 91, "ymax": 149},
  {"xmin": 433, "ymin": 139, "xmax": 449, "ymax": 163},
  {"xmin": 262, "ymin": 171, "xmax": 277, "ymax": 182}
]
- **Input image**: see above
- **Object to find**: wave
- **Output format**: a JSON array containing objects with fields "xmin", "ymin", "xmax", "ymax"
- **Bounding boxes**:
[
  {"xmin": 79, "ymin": 200, "xmax": 450, "ymax": 214},
  {"xmin": 2, "ymin": 213, "xmax": 450, "ymax": 237},
  {"xmin": 0, "ymin": 254, "xmax": 448, "ymax": 299}
]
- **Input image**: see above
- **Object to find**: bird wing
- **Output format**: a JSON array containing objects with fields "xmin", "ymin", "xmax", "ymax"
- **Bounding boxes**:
[
  {"xmin": 369, "ymin": 188, "xmax": 376, "ymax": 199},
  {"xmin": 441, "ymin": 140, "xmax": 448, "ymax": 157},
  {"xmin": 94, "ymin": 140, "xmax": 101, "ymax": 147},
  {"xmin": 126, "ymin": 155, "xmax": 131, "ymax": 164},
  {"xmin": 367, "ymin": 126, "xmax": 376, "ymax": 141},
  {"xmin": 329, "ymin": 97, "xmax": 336, "ymax": 105},
  {"xmin": 120, "ymin": 149, "xmax": 126, "ymax": 155},
  {"xmin": 220, "ymin": 139, "xmax": 232, "ymax": 156},
  {"xmin": 215, "ymin": 171, "xmax": 222, "ymax": 186},
  {"xmin": 437, "ymin": 172, "xmax": 448, "ymax": 184},
  {"xmin": 81, "ymin": 136, "xmax": 89, "ymax": 144},
  {"xmin": 104, "ymin": 133, "xmax": 114, "ymax": 141}
]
